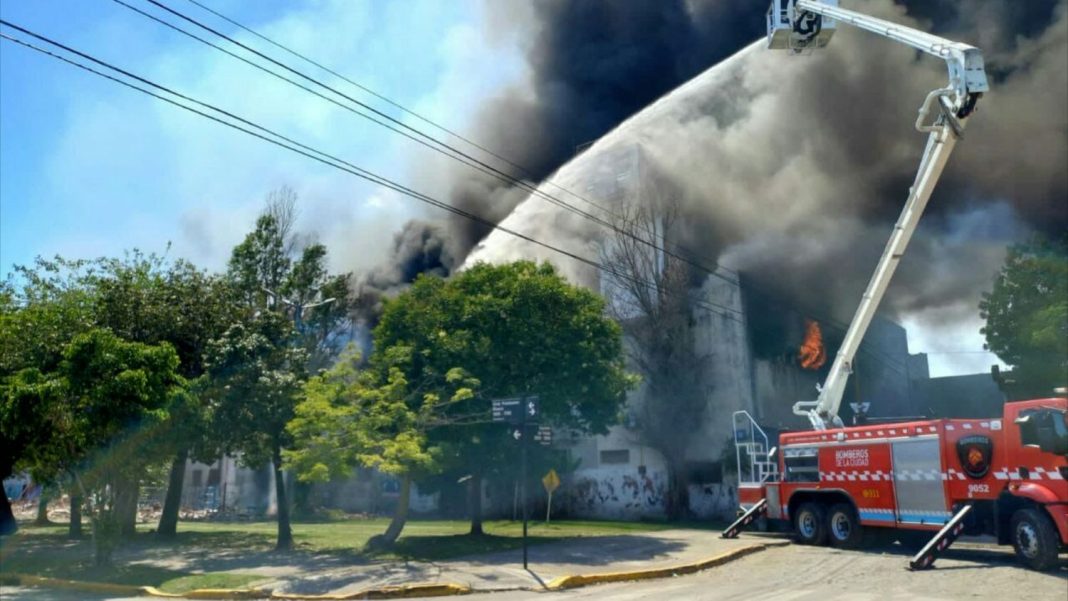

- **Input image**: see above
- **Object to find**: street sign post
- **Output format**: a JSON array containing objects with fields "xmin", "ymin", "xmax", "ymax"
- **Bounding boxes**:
[
  {"xmin": 492, "ymin": 395, "xmax": 540, "ymax": 569},
  {"xmin": 533, "ymin": 425, "xmax": 552, "ymax": 446},
  {"xmin": 492, "ymin": 395, "xmax": 539, "ymax": 424},
  {"xmin": 542, "ymin": 469, "xmax": 560, "ymax": 523}
]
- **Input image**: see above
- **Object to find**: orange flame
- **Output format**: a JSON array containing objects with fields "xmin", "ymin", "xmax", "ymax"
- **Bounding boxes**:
[{"xmin": 798, "ymin": 319, "xmax": 827, "ymax": 370}]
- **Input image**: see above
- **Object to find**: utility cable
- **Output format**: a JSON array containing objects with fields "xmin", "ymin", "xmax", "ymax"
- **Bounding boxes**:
[
  {"xmin": 115, "ymin": 0, "xmax": 748, "ymax": 318},
  {"xmin": 6, "ymin": 6, "xmax": 910, "ymax": 376},
  {"xmin": 0, "ymin": 22, "xmax": 745, "ymax": 328},
  {"xmin": 144, "ymin": 0, "xmax": 910, "ymax": 352}
]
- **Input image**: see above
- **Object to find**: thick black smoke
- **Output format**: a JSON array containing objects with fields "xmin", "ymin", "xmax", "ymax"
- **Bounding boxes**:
[
  {"xmin": 444, "ymin": 1, "xmax": 767, "ymax": 251},
  {"xmin": 358, "ymin": 1, "xmax": 766, "ymax": 315},
  {"xmin": 352, "ymin": 219, "xmax": 456, "ymax": 326},
  {"xmin": 464, "ymin": 0, "xmax": 1065, "ymax": 331},
  {"xmin": 368, "ymin": 0, "xmax": 1066, "ymax": 340}
]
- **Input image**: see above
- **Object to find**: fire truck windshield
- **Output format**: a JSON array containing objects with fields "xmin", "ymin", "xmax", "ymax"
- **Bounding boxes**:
[{"xmin": 1017, "ymin": 408, "xmax": 1068, "ymax": 455}]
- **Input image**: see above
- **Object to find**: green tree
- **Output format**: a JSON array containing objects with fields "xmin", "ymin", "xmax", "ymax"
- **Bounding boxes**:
[
  {"xmin": 1, "ymin": 254, "xmax": 239, "ymax": 538},
  {"xmin": 224, "ymin": 195, "xmax": 353, "ymax": 520},
  {"xmin": 980, "ymin": 235, "xmax": 1068, "ymax": 396},
  {"xmin": 1, "ymin": 258, "xmax": 97, "ymax": 536},
  {"xmin": 290, "ymin": 261, "xmax": 635, "ymax": 541},
  {"xmin": 59, "ymin": 330, "xmax": 184, "ymax": 564},
  {"xmin": 90, "ymin": 252, "xmax": 240, "ymax": 538},
  {"xmin": 287, "ymin": 346, "xmax": 477, "ymax": 546},
  {"xmin": 203, "ymin": 312, "xmax": 306, "ymax": 550},
  {"xmin": 2, "ymin": 329, "xmax": 182, "ymax": 563}
]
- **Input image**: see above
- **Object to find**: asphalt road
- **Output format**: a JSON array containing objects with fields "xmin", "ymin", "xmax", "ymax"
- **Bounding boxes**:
[
  {"xmin": 482, "ymin": 541, "xmax": 1068, "ymax": 601},
  {"xmin": 3, "ymin": 540, "xmax": 1066, "ymax": 600}
]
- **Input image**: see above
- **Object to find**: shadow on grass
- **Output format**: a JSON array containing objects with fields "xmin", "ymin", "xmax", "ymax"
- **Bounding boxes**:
[
  {"xmin": 378, "ymin": 533, "xmax": 566, "ymax": 562},
  {"xmin": 2, "ymin": 556, "xmax": 186, "ymax": 588},
  {"xmin": 2, "ymin": 517, "xmax": 722, "ymax": 589}
]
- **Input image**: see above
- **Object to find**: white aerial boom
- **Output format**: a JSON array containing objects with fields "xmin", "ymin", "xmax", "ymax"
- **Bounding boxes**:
[{"xmin": 766, "ymin": 1, "xmax": 989, "ymax": 430}]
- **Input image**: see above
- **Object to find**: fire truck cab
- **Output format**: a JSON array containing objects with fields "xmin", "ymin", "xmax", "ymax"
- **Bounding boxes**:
[{"xmin": 732, "ymin": 398, "xmax": 1068, "ymax": 570}]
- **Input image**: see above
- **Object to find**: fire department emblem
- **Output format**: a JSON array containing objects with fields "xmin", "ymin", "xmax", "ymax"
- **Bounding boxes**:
[{"xmin": 956, "ymin": 435, "xmax": 993, "ymax": 478}]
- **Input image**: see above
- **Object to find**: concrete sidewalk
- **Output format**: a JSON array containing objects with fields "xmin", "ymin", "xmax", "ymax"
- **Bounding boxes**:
[{"xmin": 246, "ymin": 529, "xmax": 786, "ymax": 596}]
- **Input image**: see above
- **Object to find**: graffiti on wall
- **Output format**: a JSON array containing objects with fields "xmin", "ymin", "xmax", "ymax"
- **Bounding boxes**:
[
  {"xmin": 687, "ymin": 482, "xmax": 736, "ymax": 520},
  {"xmin": 563, "ymin": 467, "xmax": 738, "ymax": 521},
  {"xmin": 566, "ymin": 467, "xmax": 666, "ymax": 519}
]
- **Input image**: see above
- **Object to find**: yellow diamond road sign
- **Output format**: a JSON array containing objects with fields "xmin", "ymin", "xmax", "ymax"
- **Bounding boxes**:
[{"xmin": 542, "ymin": 469, "xmax": 560, "ymax": 494}]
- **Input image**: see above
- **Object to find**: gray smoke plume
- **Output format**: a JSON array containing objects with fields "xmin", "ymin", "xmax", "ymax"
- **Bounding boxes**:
[
  {"xmin": 459, "ymin": 0, "xmax": 1066, "ymax": 329},
  {"xmin": 349, "ymin": 219, "xmax": 458, "ymax": 329},
  {"xmin": 362, "ymin": 0, "xmax": 770, "ymax": 295},
  {"xmin": 355, "ymin": 0, "xmax": 1065, "ymax": 349}
]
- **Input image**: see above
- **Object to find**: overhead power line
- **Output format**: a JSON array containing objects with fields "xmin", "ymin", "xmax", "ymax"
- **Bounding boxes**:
[
  {"xmin": 182, "ymin": 0, "xmax": 542, "ymax": 181},
  {"xmin": 5, "ymin": 2, "xmax": 912, "ymax": 377},
  {"xmin": 114, "ymin": 0, "xmax": 751, "ymax": 317},
  {"xmin": 0, "ymin": 21, "xmax": 746, "ymax": 328},
  {"xmin": 133, "ymin": 0, "xmax": 907, "ymax": 365}
]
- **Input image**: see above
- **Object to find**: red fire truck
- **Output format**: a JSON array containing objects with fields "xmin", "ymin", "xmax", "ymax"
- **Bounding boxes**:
[
  {"xmin": 724, "ymin": 1, "xmax": 1068, "ymax": 571},
  {"xmin": 727, "ymin": 400, "xmax": 1068, "ymax": 570}
]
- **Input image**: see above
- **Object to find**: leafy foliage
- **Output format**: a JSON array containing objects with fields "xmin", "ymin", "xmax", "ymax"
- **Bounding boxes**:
[
  {"xmin": 288, "ymin": 260, "xmax": 634, "ymax": 541},
  {"xmin": 980, "ymin": 235, "xmax": 1068, "ymax": 393},
  {"xmin": 203, "ymin": 312, "xmax": 306, "ymax": 467},
  {"xmin": 287, "ymin": 346, "xmax": 477, "ymax": 482},
  {"xmin": 2, "ymin": 328, "xmax": 183, "ymax": 561},
  {"xmin": 374, "ymin": 261, "xmax": 635, "ymax": 434}
]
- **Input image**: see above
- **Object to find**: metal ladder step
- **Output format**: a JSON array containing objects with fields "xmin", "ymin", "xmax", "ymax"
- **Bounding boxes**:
[{"xmin": 721, "ymin": 499, "xmax": 768, "ymax": 539}]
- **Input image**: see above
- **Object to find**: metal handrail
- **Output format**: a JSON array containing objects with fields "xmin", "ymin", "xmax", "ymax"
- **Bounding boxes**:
[{"xmin": 733, "ymin": 410, "xmax": 778, "ymax": 484}]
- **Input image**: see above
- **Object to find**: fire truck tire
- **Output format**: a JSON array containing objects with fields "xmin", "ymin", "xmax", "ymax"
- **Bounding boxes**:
[
  {"xmin": 1010, "ymin": 507, "xmax": 1059, "ymax": 571},
  {"xmin": 827, "ymin": 503, "xmax": 863, "ymax": 549},
  {"xmin": 794, "ymin": 502, "xmax": 828, "ymax": 546}
]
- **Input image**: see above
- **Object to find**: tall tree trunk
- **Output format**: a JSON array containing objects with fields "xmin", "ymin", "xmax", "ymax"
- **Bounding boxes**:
[
  {"xmin": 157, "ymin": 448, "xmax": 188, "ymax": 538},
  {"xmin": 665, "ymin": 461, "xmax": 690, "ymax": 521},
  {"xmin": 0, "ymin": 487, "xmax": 16, "ymax": 536},
  {"xmin": 376, "ymin": 475, "xmax": 410, "ymax": 547},
  {"xmin": 92, "ymin": 508, "xmax": 119, "ymax": 567},
  {"xmin": 272, "ymin": 445, "xmax": 293, "ymax": 551},
  {"xmin": 468, "ymin": 472, "xmax": 483, "ymax": 535},
  {"xmin": 292, "ymin": 480, "xmax": 313, "ymax": 520},
  {"xmin": 116, "ymin": 477, "xmax": 139, "ymax": 538},
  {"xmin": 68, "ymin": 493, "xmax": 83, "ymax": 538},
  {"xmin": 35, "ymin": 486, "xmax": 52, "ymax": 525}
]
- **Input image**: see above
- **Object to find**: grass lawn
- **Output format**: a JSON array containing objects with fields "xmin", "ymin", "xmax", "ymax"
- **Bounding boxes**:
[
  {"xmin": 0, "ymin": 524, "xmax": 266, "ymax": 592},
  {"xmin": 0, "ymin": 517, "xmax": 723, "ymax": 589}
]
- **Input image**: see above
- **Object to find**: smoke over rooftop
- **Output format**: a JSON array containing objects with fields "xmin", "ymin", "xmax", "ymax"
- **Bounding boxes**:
[{"xmin": 365, "ymin": 0, "xmax": 1066, "ymax": 337}]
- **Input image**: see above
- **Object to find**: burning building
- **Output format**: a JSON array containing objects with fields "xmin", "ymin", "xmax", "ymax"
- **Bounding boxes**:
[{"xmin": 464, "ymin": 139, "xmax": 939, "ymax": 520}]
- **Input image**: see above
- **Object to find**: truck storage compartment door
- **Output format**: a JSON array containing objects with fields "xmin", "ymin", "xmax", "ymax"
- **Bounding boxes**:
[
  {"xmin": 892, "ymin": 438, "xmax": 951, "ymax": 525},
  {"xmin": 767, "ymin": 483, "xmax": 782, "ymax": 519}
]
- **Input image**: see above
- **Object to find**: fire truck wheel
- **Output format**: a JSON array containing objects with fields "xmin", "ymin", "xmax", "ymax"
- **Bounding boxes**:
[
  {"xmin": 827, "ymin": 503, "xmax": 863, "ymax": 548},
  {"xmin": 794, "ymin": 502, "xmax": 828, "ymax": 546},
  {"xmin": 1010, "ymin": 507, "xmax": 1059, "ymax": 571}
]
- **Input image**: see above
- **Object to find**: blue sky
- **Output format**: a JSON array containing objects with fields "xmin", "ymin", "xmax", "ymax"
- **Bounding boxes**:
[{"xmin": 1, "ymin": 0, "xmax": 524, "ymax": 275}]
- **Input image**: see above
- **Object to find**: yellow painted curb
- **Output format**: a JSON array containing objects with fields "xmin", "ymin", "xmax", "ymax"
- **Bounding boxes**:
[
  {"xmin": 8, "ymin": 573, "xmax": 143, "ymax": 596},
  {"xmin": 545, "ymin": 541, "xmax": 788, "ymax": 590},
  {"xmin": 141, "ymin": 585, "xmax": 273, "ymax": 599},
  {"xmin": 271, "ymin": 582, "xmax": 471, "ymax": 600}
]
